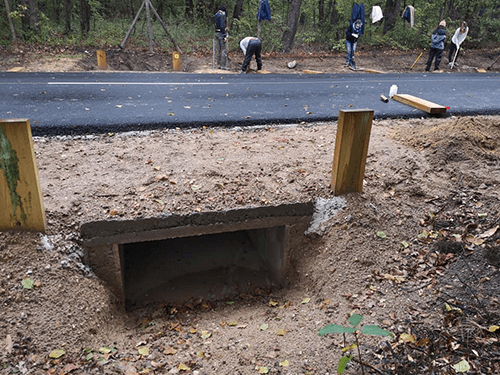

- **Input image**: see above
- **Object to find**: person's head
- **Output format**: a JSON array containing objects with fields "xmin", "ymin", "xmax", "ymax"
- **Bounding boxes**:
[
  {"xmin": 219, "ymin": 6, "xmax": 226, "ymax": 13},
  {"xmin": 439, "ymin": 19, "xmax": 446, "ymax": 28},
  {"xmin": 460, "ymin": 21, "xmax": 467, "ymax": 33}
]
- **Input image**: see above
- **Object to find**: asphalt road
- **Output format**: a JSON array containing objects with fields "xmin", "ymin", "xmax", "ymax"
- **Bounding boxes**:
[{"xmin": 1, "ymin": 71, "xmax": 499, "ymax": 136}]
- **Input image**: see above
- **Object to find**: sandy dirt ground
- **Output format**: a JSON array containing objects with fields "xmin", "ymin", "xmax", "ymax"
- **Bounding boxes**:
[{"xmin": 1, "ymin": 47, "xmax": 500, "ymax": 374}]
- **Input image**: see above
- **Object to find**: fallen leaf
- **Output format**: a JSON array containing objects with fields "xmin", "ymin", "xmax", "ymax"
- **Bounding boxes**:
[
  {"xmin": 376, "ymin": 231, "xmax": 387, "ymax": 238},
  {"xmin": 279, "ymin": 360, "xmax": 289, "ymax": 367},
  {"xmin": 164, "ymin": 347, "xmax": 177, "ymax": 355},
  {"xmin": 259, "ymin": 323, "xmax": 269, "ymax": 331},
  {"xmin": 5, "ymin": 335, "xmax": 13, "ymax": 354},
  {"xmin": 479, "ymin": 225, "xmax": 499, "ymax": 238},
  {"xmin": 201, "ymin": 330, "xmax": 211, "ymax": 339},
  {"xmin": 137, "ymin": 346, "xmax": 149, "ymax": 356},
  {"xmin": 109, "ymin": 209, "xmax": 118, "ymax": 216},
  {"xmin": 453, "ymin": 359, "xmax": 470, "ymax": 373},
  {"xmin": 22, "ymin": 278, "xmax": 34, "ymax": 289},
  {"xmin": 489, "ymin": 325, "xmax": 499, "ymax": 332},
  {"xmin": 189, "ymin": 327, "xmax": 197, "ymax": 334},
  {"xmin": 228, "ymin": 321, "xmax": 238, "ymax": 326},
  {"xmin": 257, "ymin": 366, "xmax": 269, "ymax": 374},
  {"xmin": 269, "ymin": 301, "xmax": 278, "ymax": 307},
  {"xmin": 301, "ymin": 298, "xmax": 311, "ymax": 304},
  {"xmin": 60, "ymin": 363, "xmax": 77, "ymax": 374},
  {"xmin": 277, "ymin": 329, "xmax": 286, "ymax": 336},
  {"xmin": 99, "ymin": 347, "xmax": 113, "ymax": 354},
  {"xmin": 196, "ymin": 351, "xmax": 204, "ymax": 358},
  {"xmin": 49, "ymin": 349, "xmax": 66, "ymax": 359},
  {"xmin": 400, "ymin": 333, "xmax": 416, "ymax": 343},
  {"xmin": 178, "ymin": 363, "xmax": 190, "ymax": 371}
]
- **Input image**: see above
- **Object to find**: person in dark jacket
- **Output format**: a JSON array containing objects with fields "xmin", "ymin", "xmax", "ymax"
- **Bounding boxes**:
[
  {"xmin": 214, "ymin": 6, "xmax": 228, "ymax": 69},
  {"xmin": 345, "ymin": 19, "xmax": 362, "ymax": 70},
  {"xmin": 425, "ymin": 20, "xmax": 447, "ymax": 72}
]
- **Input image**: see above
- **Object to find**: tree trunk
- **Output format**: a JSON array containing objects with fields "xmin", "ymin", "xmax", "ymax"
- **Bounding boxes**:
[
  {"xmin": 232, "ymin": 0, "xmax": 244, "ymax": 20},
  {"xmin": 383, "ymin": 0, "xmax": 401, "ymax": 34},
  {"xmin": 80, "ymin": 0, "xmax": 91, "ymax": 35},
  {"xmin": 318, "ymin": 0, "xmax": 324, "ymax": 25},
  {"xmin": 329, "ymin": 0, "xmax": 338, "ymax": 26},
  {"xmin": 282, "ymin": 0, "xmax": 302, "ymax": 52},
  {"xmin": 64, "ymin": 0, "xmax": 71, "ymax": 34},
  {"xmin": 53, "ymin": 0, "xmax": 61, "ymax": 24},
  {"xmin": 185, "ymin": 0, "xmax": 194, "ymax": 19},
  {"xmin": 27, "ymin": 0, "xmax": 40, "ymax": 32},
  {"xmin": 4, "ymin": 0, "xmax": 17, "ymax": 41}
]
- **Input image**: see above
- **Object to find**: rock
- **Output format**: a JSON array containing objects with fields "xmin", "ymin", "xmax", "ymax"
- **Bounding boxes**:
[{"xmin": 287, "ymin": 60, "xmax": 297, "ymax": 69}]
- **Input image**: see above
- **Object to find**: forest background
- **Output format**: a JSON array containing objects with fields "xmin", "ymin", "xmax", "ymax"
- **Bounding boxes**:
[{"xmin": 1, "ymin": 0, "xmax": 499, "ymax": 57}]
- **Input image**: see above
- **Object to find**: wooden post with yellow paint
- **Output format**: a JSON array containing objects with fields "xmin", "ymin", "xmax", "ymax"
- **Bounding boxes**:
[
  {"xmin": 172, "ymin": 51, "xmax": 181, "ymax": 71},
  {"xmin": 0, "ymin": 119, "xmax": 46, "ymax": 232},
  {"xmin": 97, "ymin": 50, "xmax": 107, "ymax": 70},
  {"xmin": 331, "ymin": 109, "xmax": 374, "ymax": 195}
]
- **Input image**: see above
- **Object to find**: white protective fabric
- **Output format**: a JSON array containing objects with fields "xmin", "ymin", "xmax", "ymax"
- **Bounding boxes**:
[
  {"xmin": 452, "ymin": 27, "xmax": 469, "ymax": 47},
  {"xmin": 371, "ymin": 6, "xmax": 383, "ymax": 24}
]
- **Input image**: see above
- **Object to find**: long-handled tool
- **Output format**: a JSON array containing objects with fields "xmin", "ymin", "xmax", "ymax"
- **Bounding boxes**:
[
  {"xmin": 487, "ymin": 53, "xmax": 500, "ymax": 70},
  {"xmin": 410, "ymin": 51, "xmax": 424, "ymax": 70},
  {"xmin": 450, "ymin": 46, "xmax": 459, "ymax": 70},
  {"xmin": 212, "ymin": 38, "xmax": 215, "ymax": 69}
]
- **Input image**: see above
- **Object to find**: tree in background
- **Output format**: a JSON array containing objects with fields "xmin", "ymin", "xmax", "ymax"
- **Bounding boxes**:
[{"xmin": 282, "ymin": 0, "xmax": 302, "ymax": 52}]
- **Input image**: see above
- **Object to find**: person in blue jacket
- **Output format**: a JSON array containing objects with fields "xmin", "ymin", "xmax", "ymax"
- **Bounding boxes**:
[
  {"xmin": 345, "ymin": 19, "xmax": 362, "ymax": 70},
  {"xmin": 425, "ymin": 20, "xmax": 447, "ymax": 72}
]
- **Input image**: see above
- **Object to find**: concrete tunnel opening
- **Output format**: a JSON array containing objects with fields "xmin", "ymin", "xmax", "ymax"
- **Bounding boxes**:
[
  {"xmin": 80, "ymin": 202, "xmax": 314, "ymax": 309},
  {"xmin": 120, "ymin": 226, "xmax": 286, "ymax": 309},
  {"xmin": 80, "ymin": 201, "xmax": 345, "ymax": 310}
]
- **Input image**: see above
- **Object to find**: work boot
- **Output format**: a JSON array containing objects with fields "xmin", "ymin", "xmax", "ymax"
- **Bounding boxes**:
[{"xmin": 349, "ymin": 62, "xmax": 357, "ymax": 71}]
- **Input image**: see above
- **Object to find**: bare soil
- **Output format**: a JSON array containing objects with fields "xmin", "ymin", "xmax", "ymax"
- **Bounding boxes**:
[
  {"xmin": 1, "ymin": 44, "xmax": 499, "ymax": 73},
  {"xmin": 1, "ymin": 47, "xmax": 500, "ymax": 374}
]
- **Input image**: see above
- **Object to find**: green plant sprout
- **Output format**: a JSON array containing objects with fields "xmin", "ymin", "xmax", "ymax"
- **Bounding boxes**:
[{"xmin": 318, "ymin": 313, "xmax": 394, "ymax": 375}]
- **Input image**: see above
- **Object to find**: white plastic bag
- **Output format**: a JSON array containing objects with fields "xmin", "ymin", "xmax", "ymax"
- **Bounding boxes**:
[{"xmin": 389, "ymin": 85, "xmax": 398, "ymax": 98}]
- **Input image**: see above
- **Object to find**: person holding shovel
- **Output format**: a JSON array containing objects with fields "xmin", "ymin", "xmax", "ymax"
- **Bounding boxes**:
[
  {"xmin": 425, "ymin": 20, "xmax": 447, "ymax": 72},
  {"xmin": 449, "ymin": 21, "xmax": 468, "ymax": 68}
]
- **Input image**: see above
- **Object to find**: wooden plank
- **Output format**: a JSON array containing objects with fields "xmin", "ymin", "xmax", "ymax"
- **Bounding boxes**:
[
  {"xmin": 331, "ymin": 109, "xmax": 374, "ymax": 195},
  {"xmin": 392, "ymin": 94, "xmax": 447, "ymax": 114},
  {"xmin": 302, "ymin": 69, "xmax": 323, "ymax": 74},
  {"xmin": 359, "ymin": 68, "xmax": 386, "ymax": 74},
  {"xmin": 0, "ymin": 119, "xmax": 46, "ymax": 232},
  {"xmin": 8, "ymin": 67, "xmax": 26, "ymax": 72}
]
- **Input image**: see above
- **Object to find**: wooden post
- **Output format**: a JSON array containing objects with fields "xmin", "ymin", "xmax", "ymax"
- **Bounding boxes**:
[
  {"xmin": 145, "ymin": 0, "xmax": 153, "ymax": 53},
  {"xmin": 96, "ymin": 50, "xmax": 107, "ymax": 70},
  {"xmin": 172, "ymin": 52, "xmax": 181, "ymax": 71},
  {"xmin": 0, "ymin": 119, "xmax": 46, "ymax": 232},
  {"xmin": 331, "ymin": 109, "xmax": 374, "ymax": 195}
]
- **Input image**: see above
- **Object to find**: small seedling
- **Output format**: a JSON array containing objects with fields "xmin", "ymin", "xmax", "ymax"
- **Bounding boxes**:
[{"xmin": 318, "ymin": 313, "xmax": 393, "ymax": 374}]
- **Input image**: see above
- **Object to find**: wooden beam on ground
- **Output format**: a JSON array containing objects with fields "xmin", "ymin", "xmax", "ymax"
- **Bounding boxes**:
[
  {"xmin": 302, "ymin": 69, "xmax": 323, "ymax": 74},
  {"xmin": 392, "ymin": 94, "xmax": 447, "ymax": 114},
  {"xmin": 358, "ymin": 68, "xmax": 386, "ymax": 74},
  {"xmin": 331, "ymin": 109, "xmax": 374, "ymax": 195},
  {"xmin": 0, "ymin": 119, "xmax": 46, "ymax": 232}
]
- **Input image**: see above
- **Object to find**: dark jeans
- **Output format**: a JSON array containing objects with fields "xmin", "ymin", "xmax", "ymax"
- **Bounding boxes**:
[
  {"xmin": 448, "ymin": 42, "xmax": 460, "ymax": 63},
  {"xmin": 426, "ymin": 47, "xmax": 443, "ymax": 71},
  {"xmin": 242, "ymin": 39, "xmax": 262, "ymax": 72},
  {"xmin": 215, "ymin": 31, "xmax": 227, "ymax": 67}
]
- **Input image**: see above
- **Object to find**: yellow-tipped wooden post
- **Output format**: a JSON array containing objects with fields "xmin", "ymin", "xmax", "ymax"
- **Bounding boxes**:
[
  {"xmin": 331, "ymin": 109, "xmax": 374, "ymax": 195},
  {"xmin": 97, "ymin": 49, "xmax": 107, "ymax": 70},
  {"xmin": 172, "ymin": 51, "xmax": 181, "ymax": 71},
  {"xmin": 0, "ymin": 119, "xmax": 46, "ymax": 232}
]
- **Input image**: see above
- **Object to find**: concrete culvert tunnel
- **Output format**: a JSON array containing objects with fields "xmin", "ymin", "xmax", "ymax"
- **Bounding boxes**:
[
  {"xmin": 81, "ymin": 203, "xmax": 318, "ymax": 309},
  {"xmin": 121, "ymin": 226, "xmax": 286, "ymax": 308}
]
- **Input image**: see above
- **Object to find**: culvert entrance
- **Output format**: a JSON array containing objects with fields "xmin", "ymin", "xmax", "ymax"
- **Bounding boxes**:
[{"xmin": 81, "ymin": 203, "xmax": 313, "ymax": 309}]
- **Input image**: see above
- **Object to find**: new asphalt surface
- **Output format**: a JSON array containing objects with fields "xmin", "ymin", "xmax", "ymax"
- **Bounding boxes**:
[{"xmin": 1, "ymin": 71, "xmax": 499, "ymax": 136}]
